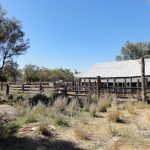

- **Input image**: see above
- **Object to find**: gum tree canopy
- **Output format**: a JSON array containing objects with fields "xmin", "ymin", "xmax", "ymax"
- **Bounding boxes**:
[
  {"xmin": 0, "ymin": 6, "xmax": 29, "ymax": 71},
  {"xmin": 116, "ymin": 41, "xmax": 150, "ymax": 61}
]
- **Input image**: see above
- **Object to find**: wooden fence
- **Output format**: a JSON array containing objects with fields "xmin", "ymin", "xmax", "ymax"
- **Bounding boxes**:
[{"xmin": 1, "ymin": 75, "xmax": 150, "ymax": 98}]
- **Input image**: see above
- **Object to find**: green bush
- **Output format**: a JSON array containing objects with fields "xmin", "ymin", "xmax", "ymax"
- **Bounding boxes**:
[
  {"xmin": 24, "ymin": 114, "xmax": 39, "ymax": 124},
  {"xmin": 29, "ymin": 93, "xmax": 49, "ymax": 106},
  {"xmin": 14, "ymin": 94, "xmax": 25, "ymax": 102}
]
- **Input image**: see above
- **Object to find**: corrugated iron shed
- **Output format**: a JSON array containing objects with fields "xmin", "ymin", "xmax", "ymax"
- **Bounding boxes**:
[{"xmin": 75, "ymin": 59, "xmax": 150, "ymax": 78}]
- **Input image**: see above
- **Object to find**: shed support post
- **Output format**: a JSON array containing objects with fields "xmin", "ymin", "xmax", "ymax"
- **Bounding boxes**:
[
  {"xmin": 137, "ymin": 79, "xmax": 140, "ymax": 94},
  {"xmin": 141, "ymin": 56, "xmax": 146, "ymax": 102},
  {"xmin": 88, "ymin": 78, "xmax": 91, "ymax": 93},
  {"xmin": 130, "ymin": 77, "xmax": 132, "ymax": 93},
  {"xmin": 113, "ymin": 78, "xmax": 116, "ymax": 93},
  {"xmin": 97, "ymin": 76, "xmax": 101, "ymax": 98}
]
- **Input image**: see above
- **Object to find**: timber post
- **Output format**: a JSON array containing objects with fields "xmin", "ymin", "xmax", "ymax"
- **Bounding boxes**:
[
  {"xmin": 22, "ymin": 84, "xmax": 25, "ymax": 92},
  {"xmin": 88, "ymin": 78, "xmax": 91, "ymax": 94},
  {"xmin": 0, "ymin": 82, "xmax": 3, "ymax": 91},
  {"xmin": 141, "ymin": 56, "xmax": 146, "ymax": 102},
  {"xmin": 97, "ymin": 76, "xmax": 101, "ymax": 98},
  {"xmin": 39, "ymin": 83, "xmax": 43, "ymax": 93},
  {"xmin": 137, "ymin": 79, "xmax": 140, "ymax": 93},
  {"xmin": 6, "ymin": 83, "xmax": 9, "ymax": 96},
  {"xmin": 113, "ymin": 78, "xmax": 116, "ymax": 93}
]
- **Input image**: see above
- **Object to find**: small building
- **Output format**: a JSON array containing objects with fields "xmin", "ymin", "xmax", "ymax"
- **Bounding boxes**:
[{"xmin": 75, "ymin": 59, "xmax": 150, "ymax": 89}]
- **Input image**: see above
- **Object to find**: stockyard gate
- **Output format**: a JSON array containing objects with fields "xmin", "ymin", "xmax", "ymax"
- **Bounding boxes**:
[{"xmin": 1, "ymin": 59, "xmax": 150, "ymax": 100}]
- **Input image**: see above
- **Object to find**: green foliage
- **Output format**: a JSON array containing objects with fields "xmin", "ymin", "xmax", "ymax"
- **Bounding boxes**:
[
  {"xmin": 29, "ymin": 93, "xmax": 49, "ymax": 106},
  {"xmin": 23, "ymin": 64, "xmax": 40, "ymax": 82},
  {"xmin": 23, "ymin": 65, "xmax": 74, "ymax": 82},
  {"xmin": 116, "ymin": 41, "xmax": 150, "ymax": 61},
  {"xmin": 3, "ymin": 61, "xmax": 22, "ymax": 82},
  {"xmin": 53, "ymin": 116, "xmax": 69, "ymax": 127},
  {"xmin": 7, "ymin": 94, "xmax": 14, "ymax": 100},
  {"xmin": 24, "ymin": 114, "xmax": 39, "ymax": 124},
  {"xmin": 0, "ymin": 6, "xmax": 29, "ymax": 70},
  {"xmin": 14, "ymin": 93, "xmax": 25, "ymax": 102}
]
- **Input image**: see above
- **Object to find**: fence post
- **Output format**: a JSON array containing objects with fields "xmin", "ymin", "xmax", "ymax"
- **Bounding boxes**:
[
  {"xmin": 113, "ymin": 78, "xmax": 116, "ymax": 93},
  {"xmin": 6, "ymin": 83, "xmax": 9, "ymax": 96},
  {"xmin": 0, "ymin": 82, "xmax": 3, "ymax": 91},
  {"xmin": 88, "ymin": 78, "xmax": 91, "ymax": 93},
  {"xmin": 97, "ymin": 76, "xmax": 101, "ymax": 99},
  {"xmin": 39, "ymin": 83, "xmax": 43, "ymax": 93},
  {"xmin": 22, "ymin": 84, "xmax": 25, "ymax": 92},
  {"xmin": 64, "ymin": 85, "xmax": 67, "ymax": 96},
  {"xmin": 141, "ymin": 56, "xmax": 146, "ymax": 102},
  {"xmin": 130, "ymin": 77, "xmax": 132, "ymax": 93},
  {"xmin": 137, "ymin": 79, "xmax": 140, "ymax": 93}
]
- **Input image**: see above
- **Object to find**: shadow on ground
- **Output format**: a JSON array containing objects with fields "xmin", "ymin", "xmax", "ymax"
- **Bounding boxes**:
[{"xmin": 0, "ymin": 136, "xmax": 84, "ymax": 150}]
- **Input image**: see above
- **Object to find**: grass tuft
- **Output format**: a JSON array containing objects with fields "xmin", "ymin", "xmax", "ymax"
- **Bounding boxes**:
[
  {"xmin": 107, "ymin": 106, "xmax": 122, "ymax": 123},
  {"xmin": 74, "ymin": 126, "xmax": 89, "ymax": 140}
]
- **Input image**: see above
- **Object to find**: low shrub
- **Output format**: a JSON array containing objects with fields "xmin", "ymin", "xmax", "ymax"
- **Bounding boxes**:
[
  {"xmin": 53, "ymin": 97, "xmax": 68, "ymax": 113},
  {"xmin": 53, "ymin": 116, "xmax": 69, "ymax": 127},
  {"xmin": 24, "ymin": 113, "xmax": 39, "ymax": 124},
  {"xmin": 69, "ymin": 98, "xmax": 81, "ymax": 111},
  {"xmin": 32, "ymin": 102, "xmax": 47, "ymax": 115},
  {"xmin": 14, "ymin": 94, "xmax": 24, "ymax": 102},
  {"xmin": 29, "ymin": 93, "xmax": 49, "ymax": 106},
  {"xmin": 7, "ymin": 94, "xmax": 14, "ymax": 100}
]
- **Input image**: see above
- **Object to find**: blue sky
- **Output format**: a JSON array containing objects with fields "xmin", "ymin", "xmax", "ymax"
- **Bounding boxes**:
[{"xmin": 0, "ymin": 0, "xmax": 150, "ymax": 71}]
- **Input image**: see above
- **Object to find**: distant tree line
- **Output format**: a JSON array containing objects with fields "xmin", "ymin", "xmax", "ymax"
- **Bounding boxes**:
[
  {"xmin": 0, "ymin": 6, "xmax": 74, "ymax": 83},
  {"xmin": 0, "ymin": 64, "xmax": 74, "ymax": 83},
  {"xmin": 23, "ymin": 64, "xmax": 74, "ymax": 82}
]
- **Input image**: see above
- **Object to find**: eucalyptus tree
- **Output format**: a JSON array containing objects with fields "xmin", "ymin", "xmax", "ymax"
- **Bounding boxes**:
[
  {"xmin": 116, "ymin": 41, "xmax": 150, "ymax": 61},
  {"xmin": 0, "ymin": 6, "xmax": 29, "ymax": 73}
]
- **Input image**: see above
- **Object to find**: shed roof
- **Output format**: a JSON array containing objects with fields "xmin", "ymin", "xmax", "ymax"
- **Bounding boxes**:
[{"xmin": 75, "ymin": 59, "xmax": 150, "ymax": 78}]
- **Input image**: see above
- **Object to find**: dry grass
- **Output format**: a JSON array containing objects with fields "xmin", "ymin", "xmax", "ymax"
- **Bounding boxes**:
[
  {"xmin": 74, "ymin": 125, "xmax": 89, "ymax": 140},
  {"xmin": 98, "ymin": 99, "xmax": 112, "ymax": 112},
  {"xmin": 107, "ymin": 106, "xmax": 122, "ymax": 123},
  {"xmin": 89, "ymin": 105, "xmax": 96, "ymax": 117},
  {"xmin": 2, "ymin": 93, "xmax": 150, "ymax": 150},
  {"xmin": 53, "ymin": 97, "xmax": 68, "ymax": 113},
  {"xmin": 38, "ymin": 123, "xmax": 52, "ymax": 137},
  {"xmin": 107, "ymin": 123, "xmax": 120, "ymax": 137}
]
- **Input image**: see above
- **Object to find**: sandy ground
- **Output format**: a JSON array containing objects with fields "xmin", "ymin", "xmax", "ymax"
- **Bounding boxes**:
[{"xmin": 1, "ymin": 103, "xmax": 150, "ymax": 150}]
